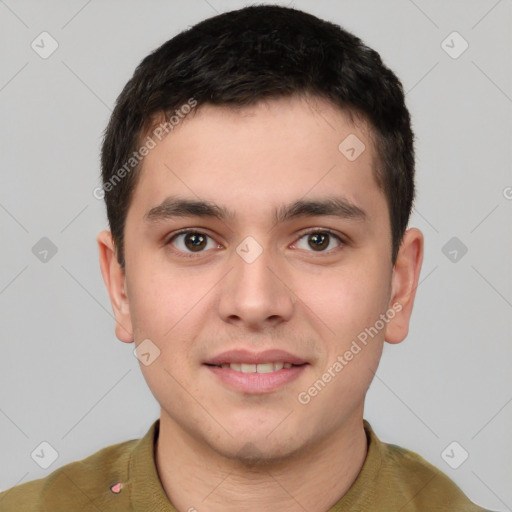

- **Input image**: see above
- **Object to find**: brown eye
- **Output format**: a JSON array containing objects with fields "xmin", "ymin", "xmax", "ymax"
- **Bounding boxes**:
[
  {"xmin": 183, "ymin": 233, "xmax": 207, "ymax": 252},
  {"xmin": 168, "ymin": 231, "xmax": 218, "ymax": 255},
  {"xmin": 308, "ymin": 232, "xmax": 329, "ymax": 251},
  {"xmin": 294, "ymin": 230, "xmax": 343, "ymax": 253}
]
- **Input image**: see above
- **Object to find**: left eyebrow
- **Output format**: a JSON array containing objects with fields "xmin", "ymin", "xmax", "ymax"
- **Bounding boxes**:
[
  {"xmin": 144, "ymin": 195, "xmax": 367, "ymax": 224},
  {"xmin": 275, "ymin": 197, "xmax": 367, "ymax": 224}
]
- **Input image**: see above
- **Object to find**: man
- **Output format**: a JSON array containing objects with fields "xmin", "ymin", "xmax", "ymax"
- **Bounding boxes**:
[{"xmin": 0, "ymin": 5, "xmax": 494, "ymax": 511}]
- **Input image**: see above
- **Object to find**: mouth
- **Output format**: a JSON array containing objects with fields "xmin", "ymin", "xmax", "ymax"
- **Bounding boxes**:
[
  {"xmin": 204, "ymin": 362, "xmax": 305, "ymax": 373},
  {"xmin": 203, "ymin": 349, "xmax": 309, "ymax": 393}
]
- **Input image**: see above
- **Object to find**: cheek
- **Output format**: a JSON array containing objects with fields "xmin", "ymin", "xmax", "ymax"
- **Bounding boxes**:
[
  {"xmin": 296, "ymin": 260, "xmax": 391, "ymax": 340},
  {"xmin": 125, "ymin": 257, "xmax": 217, "ymax": 378},
  {"xmin": 126, "ymin": 253, "xmax": 194, "ymax": 339}
]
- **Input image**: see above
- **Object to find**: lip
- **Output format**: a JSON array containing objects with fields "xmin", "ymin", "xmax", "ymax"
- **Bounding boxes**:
[{"xmin": 204, "ymin": 349, "xmax": 308, "ymax": 366}]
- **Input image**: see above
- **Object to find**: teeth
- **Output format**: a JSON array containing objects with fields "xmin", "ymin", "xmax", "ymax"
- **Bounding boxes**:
[
  {"xmin": 218, "ymin": 362, "xmax": 295, "ymax": 373},
  {"xmin": 256, "ymin": 363, "xmax": 274, "ymax": 374}
]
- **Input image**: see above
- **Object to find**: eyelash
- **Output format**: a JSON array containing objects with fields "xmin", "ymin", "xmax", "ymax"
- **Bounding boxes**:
[{"xmin": 165, "ymin": 228, "xmax": 346, "ymax": 258}]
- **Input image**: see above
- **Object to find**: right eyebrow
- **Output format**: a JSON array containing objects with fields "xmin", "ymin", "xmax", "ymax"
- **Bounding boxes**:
[{"xmin": 145, "ymin": 196, "xmax": 235, "ymax": 223}]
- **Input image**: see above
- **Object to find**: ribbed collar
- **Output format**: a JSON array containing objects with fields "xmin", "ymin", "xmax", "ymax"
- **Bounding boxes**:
[
  {"xmin": 130, "ymin": 419, "xmax": 178, "ymax": 511},
  {"xmin": 328, "ymin": 419, "xmax": 382, "ymax": 511}
]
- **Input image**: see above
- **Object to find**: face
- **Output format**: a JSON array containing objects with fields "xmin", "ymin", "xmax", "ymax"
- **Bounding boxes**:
[{"xmin": 98, "ymin": 95, "xmax": 423, "ymax": 463}]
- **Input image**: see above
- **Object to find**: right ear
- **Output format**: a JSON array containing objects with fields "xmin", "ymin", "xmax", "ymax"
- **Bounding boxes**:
[{"xmin": 97, "ymin": 230, "xmax": 134, "ymax": 343}]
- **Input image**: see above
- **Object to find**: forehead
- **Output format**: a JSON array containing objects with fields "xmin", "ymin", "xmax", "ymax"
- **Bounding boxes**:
[{"xmin": 130, "ymin": 95, "xmax": 385, "ymax": 226}]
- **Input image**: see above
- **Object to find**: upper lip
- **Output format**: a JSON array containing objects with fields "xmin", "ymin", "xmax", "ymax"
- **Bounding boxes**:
[{"xmin": 204, "ymin": 349, "xmax": 308, "ymax": 366}]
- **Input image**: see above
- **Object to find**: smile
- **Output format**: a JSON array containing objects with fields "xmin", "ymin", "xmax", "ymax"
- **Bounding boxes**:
[
  {"xmin": 208, "ymin": 362, "xmax": 297, "ymax": 373},
  {"xmin": 204, "ymin": 362, "xmax": 308, "ymax": 394}
]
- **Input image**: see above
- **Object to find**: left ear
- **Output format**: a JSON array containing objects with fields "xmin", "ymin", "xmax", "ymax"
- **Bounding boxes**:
[{"xmin": 385, "ymin": 228, "xmax": 424, "ymax": 344}]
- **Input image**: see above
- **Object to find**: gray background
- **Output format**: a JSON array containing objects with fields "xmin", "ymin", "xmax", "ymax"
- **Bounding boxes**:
[{"xmin": 0, "ymin": 0, "xmax": 511, "ymax": 510}]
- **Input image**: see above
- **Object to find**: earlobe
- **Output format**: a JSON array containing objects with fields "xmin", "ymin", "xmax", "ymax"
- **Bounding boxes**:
[
  {"xmin": 385, "ymin": 228, "xmax": 424, "ymax": 344},
  {"xmin": 97, "ymin": 230, "xmax": 134, "ymax": 343}
]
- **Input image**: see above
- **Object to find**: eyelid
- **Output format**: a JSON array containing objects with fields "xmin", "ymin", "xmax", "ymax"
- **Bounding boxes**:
[
  {"xmin": 165, "ymin": 227, "xmax": 216, "ymax": 244},
  {"xmin": 294, "ymin": 227, "xmax": 345, "ymax": 242}
]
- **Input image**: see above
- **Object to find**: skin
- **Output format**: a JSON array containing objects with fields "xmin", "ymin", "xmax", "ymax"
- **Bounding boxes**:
[{"xmin": 97, "ymin": 95, "xmax": 423, "ymax": 512}]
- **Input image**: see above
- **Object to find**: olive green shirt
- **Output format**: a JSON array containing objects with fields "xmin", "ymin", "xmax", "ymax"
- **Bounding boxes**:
[{"xmin": 0, "ymin": 419, "xmax": 493, "ymax": 511}]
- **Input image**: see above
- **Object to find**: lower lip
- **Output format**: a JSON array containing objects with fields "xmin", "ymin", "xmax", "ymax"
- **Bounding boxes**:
[{"xmin": 205, "ymin": 364, "xmax": 308, "ymax": 394}]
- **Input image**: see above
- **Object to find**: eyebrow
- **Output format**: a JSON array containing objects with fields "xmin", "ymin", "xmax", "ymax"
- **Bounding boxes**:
[{"xmin": 144, "ymin": 195, "xmax": 367, "ymax": 224}]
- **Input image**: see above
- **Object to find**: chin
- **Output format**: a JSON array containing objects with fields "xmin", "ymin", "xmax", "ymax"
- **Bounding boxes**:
[{"xmin": 208, "ymin": 432, "xmax": 305, "ymax": 468}]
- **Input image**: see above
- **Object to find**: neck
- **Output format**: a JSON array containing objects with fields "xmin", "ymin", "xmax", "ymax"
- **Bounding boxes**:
[{"xmin": 155, "ymin": 410, "xmax": 368, "ymax": 512}]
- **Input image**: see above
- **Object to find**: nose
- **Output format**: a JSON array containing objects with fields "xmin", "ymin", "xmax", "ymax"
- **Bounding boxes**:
[{"xmin": 217, "ymin": 240, "xmax": 295, "ymax": 330}]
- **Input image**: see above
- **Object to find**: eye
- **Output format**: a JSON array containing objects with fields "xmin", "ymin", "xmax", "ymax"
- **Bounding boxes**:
[
  {"xmin": 166, "ymin": 228, "xmax": 345, "ymax": 257},
  {"xmin": 292, "ymin": 230, "xmax": 344, "ymax": 253},
  {"xmin": 166, "ymin": 229, "xmax": 221, "ymax": 255}
]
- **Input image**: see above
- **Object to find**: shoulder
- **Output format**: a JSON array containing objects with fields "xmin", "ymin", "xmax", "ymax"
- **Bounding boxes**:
[
  {"xmin": 375, "ymin": 435, "xmax": 493, "ymax": 512},
  {"xmin": 0, "ymin": 436, "xmax": 137, "ymax": 512}
]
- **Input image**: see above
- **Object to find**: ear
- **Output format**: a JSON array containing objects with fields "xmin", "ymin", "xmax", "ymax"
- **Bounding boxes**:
[
  {"xmin": 97, "ymin": 230, "xmax": 134, "ymax": 343},
  {"xmin": 385, "ymin": 228, "xmax": 424, "ymax": 344}
]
